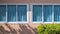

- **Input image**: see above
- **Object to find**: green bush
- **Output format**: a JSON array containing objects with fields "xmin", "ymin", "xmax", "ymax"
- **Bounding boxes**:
[{"xmin": 37, "ymin": 24, "xmax": 60, "ymax": 34}]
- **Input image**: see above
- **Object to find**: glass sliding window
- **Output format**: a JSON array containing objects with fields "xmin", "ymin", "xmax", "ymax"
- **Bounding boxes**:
[
  {"xmin": 7, "ymin": 5, "xmax": 16, "ymax": 22},
  {"xmin": 33, "ymin": 5, "xmax": 42, "ymax": 22},
  {"xmin": 43, "ymin": 5, "xmax": 52, "ymax": 22},
  {"xmin": 0, "ymin": 5, "xmax": 6, "ymax": 21},
  {"xmin": 54, "ymin": 5, "xmax": 60, "ymax": 22},
  {"xmin": 17, "ymin": 5, "xmax": 27, "ymax": 21}
]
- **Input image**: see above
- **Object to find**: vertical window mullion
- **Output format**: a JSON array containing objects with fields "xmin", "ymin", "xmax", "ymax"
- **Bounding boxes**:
[
  {"xmin": 27, "ymin": 5, "xmax": 29, "ymax": 22},
  {"xmin": 52, "ymin": 5, "xmax": 54, "ymax": 23},
  {"xmin": 42, "ymin": 5, "xmax": 44, "ymax": 23},
  {"xmin": 6, "ymin": 4, "xmax": 8, "ymax": 23},
  {"xmin": 16, "ymin": 5, "xmax": 18, "ymax": 22}
]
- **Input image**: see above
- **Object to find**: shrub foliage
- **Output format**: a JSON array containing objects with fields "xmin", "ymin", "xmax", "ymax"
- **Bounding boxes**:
[{"xmin": 37, "ymin": 24, "xmax": 60, "ymax": 34}]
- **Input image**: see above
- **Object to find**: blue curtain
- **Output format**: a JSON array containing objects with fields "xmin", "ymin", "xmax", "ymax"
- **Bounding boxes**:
[
  {"xmin": 43, "ymin": 5, "xmax": 52, "ymax": 22},
  {"xmin": 33, "ymin": 5, "xmax": 42, "ymax": 22},
  {"xmin": 54, "ymin": 5, "xmax": 60, "ymax": 22},
  {"xmin": 7, "ymin": 5, "xmax": 16, "ymax": 22},
  {"xmin": 0, "ymin": 5, "xmax": 6, "ymax": 21},
  {"xmin": 17, "ymin": 5, "xmax": 27, "ymax": 21}
]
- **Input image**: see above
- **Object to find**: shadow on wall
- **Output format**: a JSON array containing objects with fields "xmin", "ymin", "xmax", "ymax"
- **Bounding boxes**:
[{"xmin": 0, "ymin": 24, "xmax": 38, "ymax": 34}]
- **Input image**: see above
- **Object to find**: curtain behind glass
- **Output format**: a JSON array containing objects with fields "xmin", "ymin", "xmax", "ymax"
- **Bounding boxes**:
[
  {"xmin": 33, "ymin": 5, "xmax": 42, "ymax": 22},
  {"xmin": 54, "ymin": 5, "xmax": 60, "ymax": 22},
  {"xmin": 43, "ymin": 5, "xmax": 52, "ymax": 22},
  {"xmin": 7, "ymin": 5, "xmax": 16, "ymax": 22},
  {"xmin": 0, "ymin": 5, "xmax": 6, "ymax": 21},
  {"xmin": 17, "ymin": 5, "xmax": 27, "ymax": 21}
]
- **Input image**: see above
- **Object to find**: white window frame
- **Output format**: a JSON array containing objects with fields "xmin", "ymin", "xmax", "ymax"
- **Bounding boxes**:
[
  {"xmin": 16, "ymin": 3, "xmax": 29, "ymax": 24},
  {"xmin": 7, "ymin": 4, "xmax": 17, "ymax": 23},
  {"xmin": 54, "ymin": 5, "xmax": 60, "ymax": 24},
  {"xmin": 0, "ymin": 3, "xmax": 60, "ymax": 24},
  {"xmin": 31, "ymin": 3, "xmax": 60, "ymax": 24},
  {"xmin": 31, "ymin": 3, "xmax": 43, "ymax": 24},
  {"xmin": 0, "ymin": 3, "xmax": 29, "ymax": 24},
  {"xmin": 43, "ymin": 5, "xmax": 53, "ymax": 24}
]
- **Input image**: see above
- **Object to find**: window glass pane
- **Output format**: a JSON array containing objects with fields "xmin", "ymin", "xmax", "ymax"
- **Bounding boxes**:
[
  {"xmin": 33, "ymin": 5, "xmax": 42, "ymax": 22},
  {"xmin": 54, "ymin": 5, "xmax": 60, "ymax": 22},
  {"xmin": 43, "ymin": 5, "xmax": 52, "ymax": 22},
  {"xmin": 17, "ymin": 5, "xmax": 27, "ymax": 21},
  {"xmin": 7, "ymin": 5, "xmax": 16, "ymax": 22},
  {"xmin": 0, "ymin": 5, "xmax": 6, "ymax": 21}
]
